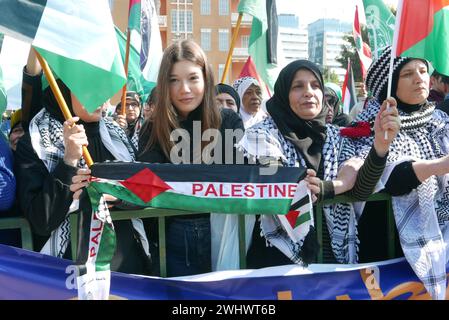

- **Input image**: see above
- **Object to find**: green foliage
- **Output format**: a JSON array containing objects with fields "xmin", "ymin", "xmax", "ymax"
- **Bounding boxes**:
[{"xmin": 322, "ymin": 66, "xmax": 340, "ymax": 84}]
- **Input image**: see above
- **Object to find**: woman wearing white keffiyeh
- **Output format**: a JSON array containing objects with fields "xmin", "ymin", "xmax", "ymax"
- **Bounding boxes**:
[
  {"xmin": 233, "ymin": 77, "xmax": 268, "ymax": 129},
  {"xmin": 237, "ymin": 60, "xmax": 400, "ymax": 268},
  {"xmin": 15, "ymin": 68, "xmax": 153, "ymax": 275},
  {"xmin": 342, "ymin": 46, "xmax": 449, "ymax": 300}
]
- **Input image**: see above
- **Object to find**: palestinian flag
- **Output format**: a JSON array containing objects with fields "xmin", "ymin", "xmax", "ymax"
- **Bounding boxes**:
[
  {"xmin": 127, "ymin": 0, "xmax": 162, "ymax": 93},
  {"xmin": 353, "ymin": 5, "xmax": 372, "ymax": 79},
  {"xmin": 393, "ymin": 0, "xmax": 449, "ymax": 75},
  {"xmin": 0, "ymin": 0, "xmax": 126, "ymax": 112},
  {"xmin": 342, "ymin": 60, "xmax": 358, "ymax": 114},
  {"xmin": 79, "ymin": 162, "xmax": 311, "ymax": 299},
  {"xmin": 238, "ymin": 0, "xmax": 284, "ymax": 92},
  {"xmin": 89, "ymin": 162, "xmax": 310, "ymax": 216}
]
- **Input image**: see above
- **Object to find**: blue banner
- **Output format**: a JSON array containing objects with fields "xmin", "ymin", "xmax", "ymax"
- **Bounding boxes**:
[{"xmin": 0, "ymin": 244, "xmax": 447, "ymax": 300}]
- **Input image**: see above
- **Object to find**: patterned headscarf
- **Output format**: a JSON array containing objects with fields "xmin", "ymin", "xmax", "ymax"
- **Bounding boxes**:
[{"xmin": 365, "ymin": 46, "xmax": 429, "ymax": 104}]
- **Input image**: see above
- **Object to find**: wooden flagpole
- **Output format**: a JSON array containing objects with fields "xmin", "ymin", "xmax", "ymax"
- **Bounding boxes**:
[
  {"xmin": 34, "ymin": 49, "xmax": 94, "ymax": 167},
  {"xmin": 120, "ymin": 28, "xmax": 131, "ymax": 116},
  {"xmin": 221, "ymin": 13, "xmax": 243, "ymax": 83}
]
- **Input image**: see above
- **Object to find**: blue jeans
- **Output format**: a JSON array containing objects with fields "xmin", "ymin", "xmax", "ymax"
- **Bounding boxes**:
[{"xmin": 166, "ymin": 217, "xmax": 211, "ymax": 277}]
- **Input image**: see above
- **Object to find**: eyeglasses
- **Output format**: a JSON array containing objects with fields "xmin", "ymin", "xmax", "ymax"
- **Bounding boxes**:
[{"xmin": 125, "ymin": 102, "xmax": 140, "ymax": 109}]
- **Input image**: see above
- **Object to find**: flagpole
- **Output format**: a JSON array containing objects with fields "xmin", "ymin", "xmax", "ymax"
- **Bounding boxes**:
[
  {"xmin": 221, "ymin": 13, "xmax": 243, "ymax": 83},
  {"xmin": 120, "ymin": 28, "xmax": 131, "ymax": 116},
  {"xmin": 384, "ymin": 0, "xmax": 403, "ymax": 140},
  {"xmin": 34, "ymin": 49, "xmax": 94, "ymax": 167}
]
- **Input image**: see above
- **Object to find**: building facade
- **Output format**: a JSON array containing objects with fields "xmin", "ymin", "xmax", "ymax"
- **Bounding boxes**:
[
  {"xmin": 111, "ymin": 0, "xmax": 253, "ymax": 85},
  {"xmin": 308, "ymin": 18, "xmax": 351, "ymax": 80}
]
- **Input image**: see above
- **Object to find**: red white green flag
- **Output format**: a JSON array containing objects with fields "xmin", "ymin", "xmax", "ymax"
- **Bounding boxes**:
[
  {"xmin": 353, "ymin": 5, "xmax": 372, "ymax": 79},
  {"xmin": 78, "ymin": 162, "xmax": 312, "ymax": 299},
  {"xmin": 0, "ymin": 0, "xmax": 126, "ymax": 112},
  {"xmin": 342, "ymin": 59, "xmax": 358, "ymax": 114},
  {"xmin": 393, "ymin": 0, "xmax": 449, "ymax": 75}
]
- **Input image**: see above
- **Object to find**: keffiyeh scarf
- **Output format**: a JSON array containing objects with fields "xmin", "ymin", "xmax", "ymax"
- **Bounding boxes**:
[
  {"xmin": 29, "ymin": 109, "xmax": 146, "ymax": 259},
  {"xmin": 341, "ymin": 100, "xmax": 449, "ymax": 300},
  {"xmin": 237, "ymin": 116, "xmax": 357, "ymax": 265}
]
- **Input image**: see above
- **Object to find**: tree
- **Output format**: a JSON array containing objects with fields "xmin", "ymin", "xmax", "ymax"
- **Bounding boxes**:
[
  {"xmin": 322, "ymin": 66, "xmax": 340, "ymax": 84},
  {"xmin": 336, "ymin": 26, "xmax": 371, "ymax": 84}
]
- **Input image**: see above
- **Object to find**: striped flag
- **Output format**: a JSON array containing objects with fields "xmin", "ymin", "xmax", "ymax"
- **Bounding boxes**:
[
  {"xmin": 128, "ymin": 0, "xmax": 162, "ymax": 90},
  {"xmin": 89, "ymin": 162, "xmax": 310, "ymax": 216},
  {"xmin": 0, "ymin": 0, "xmax": 126, "ymax": 112},
  {"xmin": 77, "ymin": 162, "xmax": 312, "ymax": 299},
  {"xmin": 115, "ymin": 27, "xmax": 154, "ymax": 103},
  {"xmin": 353, "ymin": 5, "xmax": 372, "ymax": 79},
  {"xmin": 238, "ymin": 0, "xmax": 284, "ymax": 92},
  {"xmin": 342, "ymin": 60, "xmax": 358, "ymax": 114},
  {"xmin": 393, "ymin": 0, "xmax": 449, "ymax": 75}
]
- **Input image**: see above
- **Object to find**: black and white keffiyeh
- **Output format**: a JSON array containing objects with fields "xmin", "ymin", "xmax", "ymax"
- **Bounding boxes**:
[
  {"xmin": 341, "ymin": 100, "xmax": 449, "ymax": 300},
  {"xmin": 237, "ymin": 116, "xmax": 358, "ymax": 264},
  {"xmin": 29, "ymin": 109, "xmax": 148, "ymax": 258}
]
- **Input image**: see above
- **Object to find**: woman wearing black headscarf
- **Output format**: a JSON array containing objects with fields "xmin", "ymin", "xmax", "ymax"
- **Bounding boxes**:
[
  {"xmin": 215, "ymin": 83, "xmax": 240, "ymax": 113},
  {"xmin": 237, "ymin": 59, "xmax": 400, "ymax": 267},
  {"xmin": 15, "ymin": 71, "xmax": 152, "ymax": 275}
]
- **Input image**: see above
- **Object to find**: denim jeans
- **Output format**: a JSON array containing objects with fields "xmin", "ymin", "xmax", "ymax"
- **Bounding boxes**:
[{"xmin": 166, "ymin": 217, "xmax": 211, "ymax": 277}]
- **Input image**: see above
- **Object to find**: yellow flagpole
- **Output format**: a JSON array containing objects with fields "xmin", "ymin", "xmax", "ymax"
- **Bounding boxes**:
[
  {"xmin": 120, "ymin": 28, "xmax": 131, "ymax": 116},
  {"xmin": 221, "ymin": 13, "xmax": 243, "ymax": 83},
  {"xmin": 34, "ymin": 49, "xmax": 94, "ymax": 167}
]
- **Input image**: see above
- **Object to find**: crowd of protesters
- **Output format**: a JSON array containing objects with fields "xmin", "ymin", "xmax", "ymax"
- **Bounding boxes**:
[{"xmin": 0, "ymin": 39, "xmax": 448, "ymax": 299}]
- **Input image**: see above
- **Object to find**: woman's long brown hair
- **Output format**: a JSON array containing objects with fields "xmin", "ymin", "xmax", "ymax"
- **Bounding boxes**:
[{"xmin": 139, "ymin": 40, "xmax": 221, "ymax": 160}]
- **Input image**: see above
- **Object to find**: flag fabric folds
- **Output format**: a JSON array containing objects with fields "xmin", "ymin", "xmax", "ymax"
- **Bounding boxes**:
[
  {"xmin": 89, "ymin": 162, "xmax": 309, "ymax": 216},
  {"xmin": 0, "ymin": 0, "xmax": 126, "ymax": 112},
  {"xmin": 76, "ymin": 162, "xmax": 312, "ymax": 299},
  {"xmin": 342, "ymin": 60, "xmax": 358, "ymax": 114},
  {"xmin": 238, "ymin": 0, "xmax": 284, "ymax": 92},
  {"xmin": 362, "ymin": 0, "xmax": 396, "ymax": 59},
  {"xmin": 393, "ymin": 0, "xmax": 449, "ymax": 75},
  {"xmin": 128, "ymin": 0, "xmax": 162, "ymax": 92},
  {"xmin": 115, "ymin": 27, "xmax": 154, "ymax": 103},
  {"xmin": 353, "ymin": 5, "xmax": 372, "ymax": 79}
]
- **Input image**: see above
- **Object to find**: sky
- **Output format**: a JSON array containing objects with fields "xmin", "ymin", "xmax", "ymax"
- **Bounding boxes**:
[{"xmin": 276, "ymin": 0, "xmax": 398, "ymax": 26}]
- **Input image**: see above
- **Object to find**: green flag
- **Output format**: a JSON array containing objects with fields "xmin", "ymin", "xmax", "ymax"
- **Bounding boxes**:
[
  {"xmin": 238, "ymin": 0, "xmax": 283, "ymax": 92},
  {"xmin": 0, "ymin": 0, "xmax": 126, "ymax": 112},
  {"xmin": 363, "ymin": 0, "xmax": 396, "ymax": 59},
  {"xmin": 115, "ymin": 27, "xmax": 155, "ymax": 103}
]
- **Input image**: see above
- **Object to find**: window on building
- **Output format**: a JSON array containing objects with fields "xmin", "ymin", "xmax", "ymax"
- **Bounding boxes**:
[
  {"xmin": 200, "ymin": 0, "xmax": 211, "ymax": 15},
  {"xmin": 171, "ymin": 9, "xmax": 193, "ymax": 33},
  {"xmin": 218, "ymin": 64, "xmax": 228, "ymax": 83},
  {"xmin": 171, "ymin": 0, "xmax": 192, "ymax": 3},
  {"xmin": 241, "ymin": 35, "xmax": 250, "ymax": 48},
  {"xmin": 201, "ymin": 29, "xmax": 212, "ymax": 51},
  {"xmin": 219, "ymin": 0, "xmax": 229, "ymax": 16},
  {"xmin": 218, "ymin": 29, "xmax": 229, "ymax": 51}
]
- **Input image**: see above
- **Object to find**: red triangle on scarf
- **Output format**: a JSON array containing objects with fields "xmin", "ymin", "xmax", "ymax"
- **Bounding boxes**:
[
  {"xmin": 285, "ymin": 210, "xmax": 299, "ymax": 228},
  {"xmin": 120, "ymin": 168, "xmax": 172, "ymax": 203}
]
